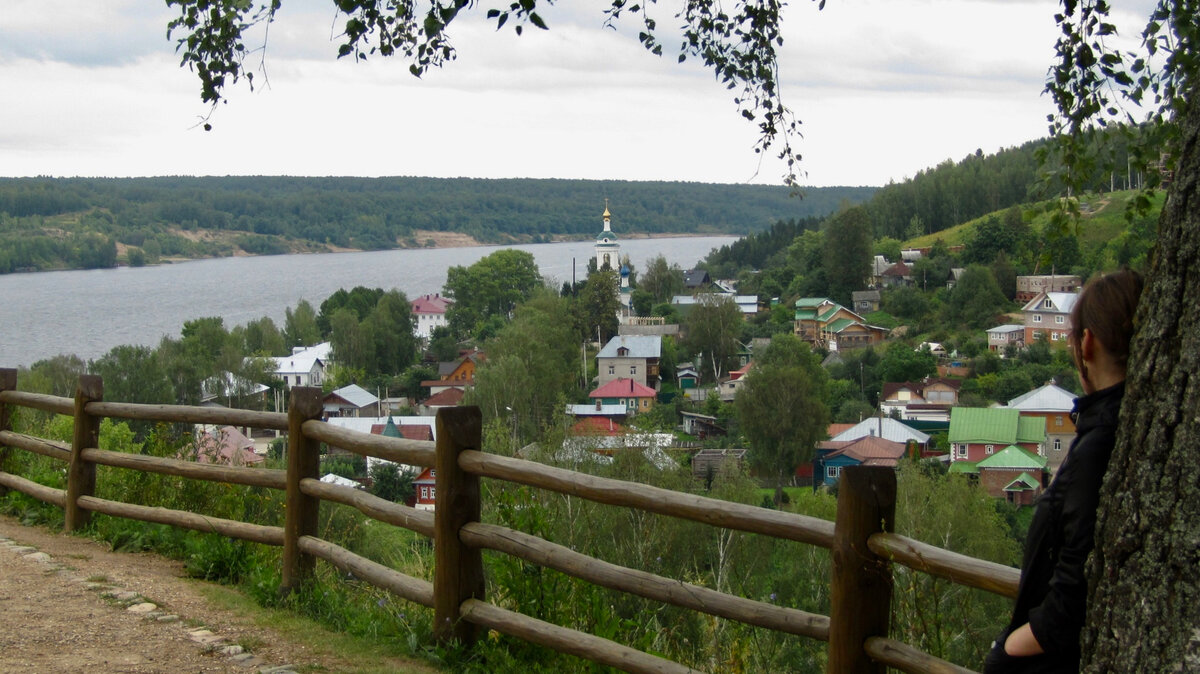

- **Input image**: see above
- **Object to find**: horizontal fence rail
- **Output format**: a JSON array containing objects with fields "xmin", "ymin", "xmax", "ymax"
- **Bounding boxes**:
[
  {"xmin": 82, "ymin": 447, "xmax": 288, "ymax": 490},
  {"xmin": 77, "ymin": 495, "xmax": 286, "ymax": 546},
  {"xmin": 0, "ymin": 430, "xmax": 71, "ymax": 462},
  {"xmin": 0, "ymin": 471, "xmax": 67, "ymax": 508},
  {"xmin": 299, "ymin": 478, "xmax": 435, "ymax": 538},
  {"xmin": 459, "ymin": 521, "xmax": 832, "ymax": 641},
  {"xmin": 0, "ymin": 371, "xmax": 1013, "ymax": 674},
  {"xmin": 459, "ymin": 598, "xmax": 700, "ymax": 674},
  {"xmin": 87, "ymin": 400, "xmax": 290, "ymax": 431},
  {"xmin": 0, "ymin": 390, "xmax": 74, "ymax": 416},
  {"xmin": 458, "ymin": 450, "xmax": 837, "ymax": 548},
  {"xmin": 301, "ymin": 419, "xmax": 436, "ymax": 467},
  {"xmin": 869, "ymin": 532, "xmax": 1020, "ymax": 599}
]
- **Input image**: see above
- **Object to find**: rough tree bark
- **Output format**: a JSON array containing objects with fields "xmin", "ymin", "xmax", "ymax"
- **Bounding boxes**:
[{"xmin": 1081, "ymin": 85, "xmax": 1200, "ymax": 671}]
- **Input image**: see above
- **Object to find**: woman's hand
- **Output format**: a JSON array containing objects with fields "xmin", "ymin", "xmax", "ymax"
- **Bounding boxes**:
[{"xmin": 1003, "ymin": 623, "xmax": 1045, "ymax": 657}]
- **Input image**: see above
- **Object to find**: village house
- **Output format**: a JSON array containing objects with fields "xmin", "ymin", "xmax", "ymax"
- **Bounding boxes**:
[
  {"xmin": 1022, "ymin": 291, "xmax": 1079, "ymax": 344},
  {"xmin": 419, "ymin": 387, "xmax": 465, "ymax": 415},
  {"xmin": 880, "ymin": 377, "xmax": 961, "ymax": 422},
  {"xmin": 679, "ymin": 411, "xmax": 725, "ymax": 439},
  {"xmin": 851, "ymin": 289, "xmax": 881, "ymax": 314},
  {"xmin": 188, "ymin": 426, "xmax": 264, "ymax": 467},
  {"xmin": 410, "ymin": 293, "xmax": 452, "ymax": 339},
  {"xmin": 946, "ymin": 268, "xmax": 965, "ymax": 289},
  {"xmin": 718, "ymin": 361, "xmax": 752, "ymax": 402},
  {"xmin": 1015, "ymin": 274, "xmax": 1082, "ymax": 302},
  {"xmin": 869, "ymin": 255, "xmax": 891, "ymax": 288},
  {"xmin": 421, "ymin": 349, "xmax": 484, "ymax": 395},
  {"xmin": 986, "ymin": 324, "xmax": 1026, "ymax": 353},
  {"xmin": 269, "ymin": 342, "xmax": 329, "ymax": 389},
  {"xmin": 596, "ymin": 335, "xmax": 662, "ymax": 391},
  {"xmin": 589, "ymin": 378, "xmax": 656, "ymax": 416},
  {"xmin": 670, "ymin": 292, "xmax": 759, "ymax": 316},
  {"xmin": 683, "ymin": 269, "xmax": 712, "ymax": 291},
  {"xmin": 793, "ymin": 297, "xmax": 888, "ymax": 352},
  {"xmin": 322, "ymin": 383, "xmax": 382, "ymax": 418},
  {"xmin": 1006, "ymin": 382, "xmax": 1078, "ymax": 474},
  {"xmin": 813, "ymin": 435, "xmax": 909, "ymax": 488},
  {"xmin": 830, "ymin": 417, "xmax": 932, "ymax": 452},
  {"xmin": 948, "ymin": 407, "xmax": 1046, "ymax": 467},
  {"xmin": 413, "ymin": 468, "xmax": 436, "ymax": 511},
  {"xmin": 691, "ymin": 448, "xmax": 747, "ymax": 482},
  {"xmin": 951, "ymin": 445, "xmax": 1049, "ymax": 506},
  {"xmin": 880, "ymin": 261, "xmax": 913, "ymax": 288}
]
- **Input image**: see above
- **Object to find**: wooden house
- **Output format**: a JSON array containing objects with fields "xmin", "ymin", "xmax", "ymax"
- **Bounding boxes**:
[
  {"xmin": 413, "ymin": 467, "xmax": 436, "ymax": 511},
  {"xmin": 948, "ymin": 407, "xmax": 1046, "ymax": 466},
  {"xmin": 1006, "ymin": 383, "xmax": 1078, "ymax": 474},
  {"xmin": 1022, "ymin": 291, "xmax": 1079, "ymax": 345},
  {"xmin": 589, "ymin": 378, "xmax": 656, "ymax": 416}
]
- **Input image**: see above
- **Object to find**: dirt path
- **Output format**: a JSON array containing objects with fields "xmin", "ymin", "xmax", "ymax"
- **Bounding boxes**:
[{"xmin": 0, "ymin": 516, "xmax": 435, "ymax": 673}]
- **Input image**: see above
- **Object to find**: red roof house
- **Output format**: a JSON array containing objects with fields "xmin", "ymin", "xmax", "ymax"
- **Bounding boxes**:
[{"xmin": 589, "ymin": 378, "xmax": 657, "ymax": 416}]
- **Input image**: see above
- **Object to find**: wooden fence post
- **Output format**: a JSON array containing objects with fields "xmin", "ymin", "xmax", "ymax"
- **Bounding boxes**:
[
  {"xmin": 433, "ymin": 406, "xmax": 485, "ymax": 647},
  {"xmin": 0, "ymin": 368, "xmax": 17, "ymax": 474},
  {"xmin": 281, "ymin": 386, "xmax": 324, "ymax": 594},
  {"xmin": 827, "ymin": 465, "xmax": 897, "ymax": 674},
  {"xmin": 65, "ymin": 374, "xmax": 103, "ymax": 532}
]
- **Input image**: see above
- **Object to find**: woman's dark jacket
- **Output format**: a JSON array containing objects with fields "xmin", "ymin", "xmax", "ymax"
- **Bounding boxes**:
[{"xmin": 984, "ymin": 382, "xmax": 1124, "ymax": 673}]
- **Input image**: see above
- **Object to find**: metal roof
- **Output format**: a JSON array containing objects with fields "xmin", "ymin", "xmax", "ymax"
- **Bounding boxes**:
[
  {"xmin": 978, "ymin": 445, "xmax": 1047, "ymax": 470},
  {"xmin": 831, "ymin": 417, "xmax": 930, "ymax": 444},
  {"xmin": 1007, "ymin": 383, "xmax": 1077, "ymax": 412},
  {"xmin": 949, "ymin": 407, "xmax": 1022, "ymax": 444},
  {"xmin": 598, "ymin": 335, "xmax": 662, "ymax": 359},
  {"xmin": 328, "ymin": 384, "xmax": 378, "ymax": 408}
]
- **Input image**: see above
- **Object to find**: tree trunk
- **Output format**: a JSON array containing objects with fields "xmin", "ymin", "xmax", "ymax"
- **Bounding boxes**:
[{"xmin": 1081, "ymin": 87, "xmax": 1200, "ymax": 670}]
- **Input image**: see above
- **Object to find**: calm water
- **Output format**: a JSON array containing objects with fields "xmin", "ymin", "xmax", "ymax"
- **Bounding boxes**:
[{"xmin": 0, "ymin": 236, "xmax": 736, "ymax": 368}]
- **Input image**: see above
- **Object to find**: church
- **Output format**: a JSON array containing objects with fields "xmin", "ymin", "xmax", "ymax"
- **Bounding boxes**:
[{"xmin": 594, "ymin": 201, "xmax": 630, "ymax": 292}]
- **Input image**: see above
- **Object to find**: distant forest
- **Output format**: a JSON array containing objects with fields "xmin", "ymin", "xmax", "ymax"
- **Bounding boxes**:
[{"xmin": 0, "ymin": 176, "xmax": 875, "ymax": 273}]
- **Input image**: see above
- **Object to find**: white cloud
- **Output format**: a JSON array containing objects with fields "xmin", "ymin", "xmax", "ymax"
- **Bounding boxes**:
[{"xmin": 0, "ymin": 0, "xmax": 1165, "ymax": 186}]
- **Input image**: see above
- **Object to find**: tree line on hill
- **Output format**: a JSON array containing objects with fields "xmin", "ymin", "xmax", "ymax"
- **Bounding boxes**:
[{"xmin": 0, "ymin": 176, "xmax": 875, "ymax": 273}]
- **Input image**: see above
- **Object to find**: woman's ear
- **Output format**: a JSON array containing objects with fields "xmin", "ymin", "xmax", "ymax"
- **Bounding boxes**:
[{"xmin": 1079, "ymin": 328, "xmax": 1096, "ymax": 363}]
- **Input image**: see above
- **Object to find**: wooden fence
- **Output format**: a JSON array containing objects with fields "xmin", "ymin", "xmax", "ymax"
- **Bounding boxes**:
[{"xmin": 0, "ymin": 370, "xmax": 1020, "ymax": 674}]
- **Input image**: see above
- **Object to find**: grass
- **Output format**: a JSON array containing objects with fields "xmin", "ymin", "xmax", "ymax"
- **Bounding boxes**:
[
  {"xmin": 195, "ymin": 582, "xmax": 441, "ymax": 674},
  {"xmin": 903, "ymin": 189, "xmax": 1166, "ymax": 252}
]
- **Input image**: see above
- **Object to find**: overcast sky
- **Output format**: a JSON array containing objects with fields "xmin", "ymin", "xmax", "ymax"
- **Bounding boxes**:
[{"xmin": 0, "ymin": 0, "xmax": 1155, "ymax": 187}]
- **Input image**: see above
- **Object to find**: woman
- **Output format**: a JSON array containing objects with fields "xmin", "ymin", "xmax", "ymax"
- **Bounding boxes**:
[{"xmin": 984, "ymin": 269, "xmax": 1143, "ymax": 673}]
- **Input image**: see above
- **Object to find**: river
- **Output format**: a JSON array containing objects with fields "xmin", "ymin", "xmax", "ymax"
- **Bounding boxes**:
[{"xmin": 0, "ymin": 236, "xmax": 737, "ymax": 368}]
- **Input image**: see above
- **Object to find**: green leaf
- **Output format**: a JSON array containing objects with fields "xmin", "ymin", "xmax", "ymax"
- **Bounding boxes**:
[{"xmin": 529, "ymin": 12, "xmax": 547, "ymax": 29}]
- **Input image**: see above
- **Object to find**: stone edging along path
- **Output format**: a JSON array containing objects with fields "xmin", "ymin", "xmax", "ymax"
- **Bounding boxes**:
[{"xmin": 0, "ymin": 531, "xmax": 297, "ymax": 673}]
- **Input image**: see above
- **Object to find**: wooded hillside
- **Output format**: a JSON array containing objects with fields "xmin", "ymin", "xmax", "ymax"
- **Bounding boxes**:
[{"xmin": 0, "ymin": 177, "xmax": 874, "ymax": 273}]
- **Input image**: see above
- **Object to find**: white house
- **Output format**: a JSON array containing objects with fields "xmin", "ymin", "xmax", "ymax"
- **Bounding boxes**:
[
  {"xmin": 411, "ymin": 293, "xmax": 452, "ymax": 339},
  {"xmin": 270, "ymin": 343, "xmax": 328, "ymax": 390}
]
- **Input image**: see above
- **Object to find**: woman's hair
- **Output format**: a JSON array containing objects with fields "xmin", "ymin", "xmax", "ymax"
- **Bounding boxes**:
[{"xmin": 1069, "ymin": 269, "xmax": 1145, "ymax": 368}]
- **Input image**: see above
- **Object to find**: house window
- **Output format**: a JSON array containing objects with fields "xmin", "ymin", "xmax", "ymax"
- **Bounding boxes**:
[
  {"xmin": 1056, "ymin": 315, "xmax": 1065, "ymax": 324},
  {"xmin": 1032, "ymin": 331, "xmax": 1043, "ymax": 339},
  {"xmin": 642, "ymin": 399, "xmax": 649, "ymax": 408},
  {"xmin": 826, "ymin": 465, "xmax": 841, "ymax": 479},
  {"xmin": 630, "ymin": 365, "xmax": 637, "ymax": 375},
  {"xmin": 985, "ymin": 444, "xmax": 995, "ymax": 455},
  {"xmin": 295, "ymin": 376, "xmax": 301, "ymax": 386},
  {"xmin": 1051, "ymin": 332, "xmax": 1060, "ymax": 341},
  {"xmin": 1043, "ymin": 298, "xmax": 1052, "ymax": 308},
  {"xmin": 955, "ymin": 444, "xmax": 967, "ymax": 459},
  {"xmin": 1054, "ymin": 438, "xmax": 1062, "ymax": 451},
  {"xmin": 608, "ymin": 365, "xmax": 615, "ymax": 375},
  {"xmin": 1055, "ymin": 415, "xmax": 1064, "ymax": 426},
  {"xmin": 1032, "ymin": 314, "xmax": 1043, "ymax": 323}
]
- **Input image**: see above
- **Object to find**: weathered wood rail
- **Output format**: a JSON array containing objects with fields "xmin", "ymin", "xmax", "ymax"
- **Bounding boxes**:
[{"xmin": 0, "ymin": 370, "xmax": 1019, "ymax": 673}]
